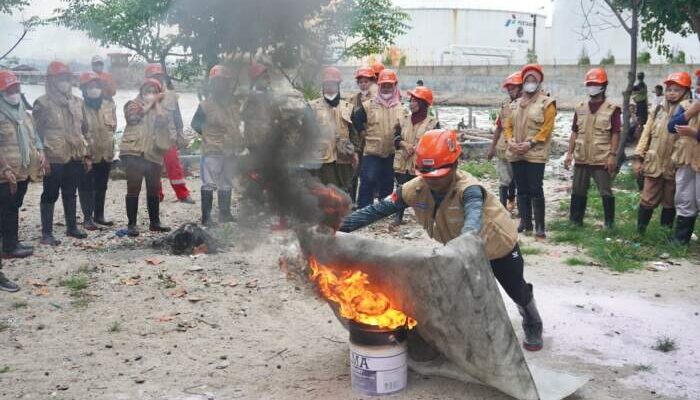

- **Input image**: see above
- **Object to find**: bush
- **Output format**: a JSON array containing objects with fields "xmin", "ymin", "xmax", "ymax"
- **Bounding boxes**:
[
  {"xmin": 578, "ymin": 48, "xmax": 591, "ymax": 66},
  {"xmin": 600, "ymin": 50, "xmax": 615, "ymax": 65},
  {"xmin": 638, "ymin": 51, "xmax": 651, "ymax": 64},
  {"xmin": 459, "ymin": 160, "xmax": 496, "ymax": 179}
]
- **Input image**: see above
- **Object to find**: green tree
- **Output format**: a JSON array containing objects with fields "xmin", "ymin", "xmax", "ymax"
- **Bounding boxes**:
[
  {"xmin": 600, "ymin": 50, "xmax": 616, "ymax": 65},
  {"xmin": 0, "ymin": 0, "xmax": 39, "ymax": 62},
  {"xmin": 637, "ymin": 51, "xmax": 651, "ymax": 64},
  {"xmin": 0, "ymin": 0, "xmax": 28, "ymax": 15},
  {"xmin": 52, "ymin": 0, "xmax": 183, "ymax": 65},
  {"xmin": 578, "ymin": 47, "xmax": 591, "ymax": 66},
  {"xmin": 640, "ymin": 1, "xmax": 700, "ymax": 57},
  {"xmin": 667, "ymin": 50, "xmax": 686, "ymax": 64}
]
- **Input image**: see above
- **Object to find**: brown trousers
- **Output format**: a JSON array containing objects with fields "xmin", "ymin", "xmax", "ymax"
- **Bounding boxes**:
[{"xmin": 640, "ymin": 175, "xmax": 676, "ymax": 209}]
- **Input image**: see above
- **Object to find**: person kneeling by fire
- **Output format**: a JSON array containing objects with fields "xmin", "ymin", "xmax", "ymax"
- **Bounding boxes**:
[{"xmin": 336, "ymin": 129, "xmax": 544, "ymax": 351}]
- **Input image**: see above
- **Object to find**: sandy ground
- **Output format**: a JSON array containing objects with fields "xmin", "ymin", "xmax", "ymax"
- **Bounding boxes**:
[{"xmin": 1, "ymin": 176, "xmax": 699, "ymax": 400}]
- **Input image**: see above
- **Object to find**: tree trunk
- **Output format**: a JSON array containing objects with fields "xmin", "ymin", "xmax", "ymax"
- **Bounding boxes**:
[{"xmin": 616, "ymin": 2, "xmax": 640, "ymax": 170}]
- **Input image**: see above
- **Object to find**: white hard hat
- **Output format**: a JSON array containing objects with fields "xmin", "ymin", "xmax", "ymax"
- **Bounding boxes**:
[{"xmin": 91, "ymin": 55, "xmax": 105, "ymax": 64}]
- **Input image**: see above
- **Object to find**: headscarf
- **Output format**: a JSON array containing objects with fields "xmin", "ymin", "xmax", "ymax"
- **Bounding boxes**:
[
  {"xmin": 410, "ymin": 97, "xmax": 429, "ymax": 125},
  {"xmin": 45, "ymin": 76, "xmax": 84, "ymax": 150},
  {"xmin": 0, "ymin": 94, "xmax": 33, "ymax": 168},
  {"xmin": 374, "ymin": 85, "xmax": 401, "ymax": 108}
]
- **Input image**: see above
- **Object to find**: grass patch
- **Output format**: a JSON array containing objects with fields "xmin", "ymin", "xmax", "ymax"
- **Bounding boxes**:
[
  {"xmin": 459, "ymin": 160, "xmax": 497, "ymax": 179},
  {"xmin": 521, "ymin": 246, "xmax": 544, "ymax": 255},
  {"xmin": 633, "ymin": 364, "xmax": 654, "ymax": 372},
  {"xmin": 0, "ymin": 321, "xmax": 9, "ymax": 332},
  {"xmin": 108, "ymin": 321, "xmax": 121, "ymax": 333},
  {"xmin": 60, "ymin": 275, "xmax": 89, "ymax": 292},
  {"xmin": 549, "ymin": 176, "xmax": 697, "ymax": 271},
  {"xmin": 11, "ymin": 301, "xmax": 28, "ymax": 309},
  {"xmin": 652, "ymin": 337, "xmax": 678, "ymax": 353},
  {"xmin": 564, "ymin": 257, "xmax": 588, "ymax": 266},
  {"xmin": 0, "ymin": 366, "xmax": 10, "ymax": 373}
]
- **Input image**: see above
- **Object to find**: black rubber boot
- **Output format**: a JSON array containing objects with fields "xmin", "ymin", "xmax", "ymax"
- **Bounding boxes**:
[
  {"xmin": 218, "ymin": 190, "xmax": 235, "ymax": 223},
  {"xmin": 602, "ymin": 196, "xmax": 615, "ymax": 229},
  {"xmin": 94, "ymin": 189, "xmax": 114, "ymax": 226},
  {"xmin": 517, "ymin": 195, "xmax": 533, "ymax": 233},
  {"xmin": 660, "ymin": 208, "xmax": 676, "ymax": 230},
  {"xmin": 1, "ymin": 207, "xmax": 32, "ymax": 259},
  {"xmin": 40, "ymin": 203, "xmax": 61, "ymax": 246},
  {"xmin": 201, "ymin": 190, "xmax": 215, "ymax": 227},
  {"xmin": 673, "ymin": 216, "xmax": 696, "ymax": 245},
  {"xmin": 147, "ymin": 196, "xmax": 171, "ymax": 232},
  {"xmin": 569, "ymin": 195, "xmax": 587, "ymax": 226},
  {"xmin": 499, "ymin": 186, "xmax": 509, "ymax": 208},
  {"xmin": 126, "ymin": 195, "xmax": 140, "ymax": 237},
  {"xmin": 64, "ymin": 194, "xmax": 87, "ymax": 239},
  {"xmin": 0, "ymin": 267, "xmax": 19, "ymax": 293},
  {"xmin": 532, "ymin": 197, "xmax": 546, "ymax": 239},
  {"xmin": 637, "ymin": 206, "xmax": 654, "ymax": 234},
  {"xmin": 79, "ymin": 190, "xmax": 98, "ymax": 231},
  {"xmin": 518, "ymin": 286, "xmax": 543, "ymax": 352}
]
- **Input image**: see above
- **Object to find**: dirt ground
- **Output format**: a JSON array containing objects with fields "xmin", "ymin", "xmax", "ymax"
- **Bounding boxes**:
[{"xmin": 1, "ymin": 176, "xmax": 699, "ymax": 400}]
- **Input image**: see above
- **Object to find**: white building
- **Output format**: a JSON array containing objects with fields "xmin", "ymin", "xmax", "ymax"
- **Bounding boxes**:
[{"xmin": 388, "ymin": 0, "xmax": 700, "ymax": 66}]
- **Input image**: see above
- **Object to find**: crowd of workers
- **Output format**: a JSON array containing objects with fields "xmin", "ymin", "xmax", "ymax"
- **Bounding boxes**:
[{"xmin": 1, "ymin": 58, "xmax": 698, "ymax": 353}]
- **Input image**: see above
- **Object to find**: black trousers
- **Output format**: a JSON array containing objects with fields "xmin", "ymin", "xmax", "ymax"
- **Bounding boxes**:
[
  {"xmin": 0, "ymin": 180, "xmax": 29, "ymax": 253},
  {"xmin": 122, "ymin": 156, "xmax": 162, "ymax": 197},
  {"xmin": 82, "ymin": 160, "xmax": 111, "ymax": 193},
  {"xmin": 489, "ymin": 244, "xmax": 533, "ymax": 307},
  {"xmin": 394, "ymin": 172, "xmax": 415, "ymax": 222},
  {"xmin": 41, "ymin": 161, "xmax": 85, "ymax": 205},
  {"xmin": 511, "ymin": 161, "xmax": 545, "ymax": 199}
]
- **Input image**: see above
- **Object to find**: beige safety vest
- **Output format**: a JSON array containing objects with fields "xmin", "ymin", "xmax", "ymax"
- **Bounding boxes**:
[
  {"xmin": 671, "ymin": 99, "xmax": 700, "ymax": 172},
  {"xmin": 634, "ymin": 100, "xmax": 678, "ymax": 180},
  {"xmin": 200, "ymin": 97, "xmax": 243, "ymax": 156},
  {"xmin": 83, "ymin": 100, "xmax": 117, "ymax": 163},
  {"xmin": 362, "ymin": 99, "xmax": 406, "ymax": 158},
  {"xmin": 401, "ymin": 171, "xmax": 518, "ymax": 260},
  {"xmin": 506, "ymin": 93, "xmax": 556, "ymax": 163},
  {"xmin": 34, "ymin": 94, "xmax": 88, "ymax": 164},
  {"xmin": 573, "ymin": 100, "xmax": 619, "ymax": 166},
  {"xmin": 0, "ymin": 109, "xmax": 42, "ymax": 183},
  {"xmin": 393, "ymin": 114, "xmax": 438, "ymax": 174},
  {"xmin": 242, "ymin": 91, "xmax": 275, "ymax": 149},
  {"xmin": 309, "ymin": 98, "xmax": 353, "ymax": 164},
  {"xmin": 496, "ymin": 100, "xmax": 513, "ymax": 159},
  {"xmin": 119, "ymin": 99, "xmax": 175, "ymax": 165}
]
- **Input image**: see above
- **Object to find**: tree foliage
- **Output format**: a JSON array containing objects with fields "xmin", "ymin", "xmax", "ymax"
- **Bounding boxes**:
[
  {"xmin": 0, "ymin": 0, "xmax": 28, "ymax": 15},
  {"xmin": 52, "ymin": 0, "xmax": 180, "ymax": 63},
  {"xmin": 640, "ymin": 0, "xmax": 700, "ymax": 57}
]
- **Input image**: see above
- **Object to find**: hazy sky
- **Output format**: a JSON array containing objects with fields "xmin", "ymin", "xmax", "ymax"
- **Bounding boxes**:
[{"xmin": 0, "ymin": 0, "xmax": 552, "ymax": 62}]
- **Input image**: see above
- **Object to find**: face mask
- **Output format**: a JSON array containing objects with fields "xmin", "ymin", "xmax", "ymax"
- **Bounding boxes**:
[
  {"xmin": 361, "ymin": 89, "xmax": 369, "ymax": 96},
  {"xmin": 57, "ymin": 81, "xmax": 72, "ymax": 94},
  {"xmin": 324, "ymin": 94, "xmax": 337, "ymax": 101},
  {"xmin": 523, "ymin": 82, "xmax": 539, "ymax": 94},
  {"xmin": 381, "ymin": 92, "xmax": 393, "ymax": 100},
  {"xmin": 87, "ymin": 88, "xmax": 102, "ymax": 99},
  {"xmin": 2, "ymin": 93, "xmax": 21, "ymax": 106},
  {"xmin": 586, "ymin": 86, "xmax": 604, "ymax": 97},
  {"xmin": 143, "ymin": 94, "xmax": 156, "ymax": 103}
]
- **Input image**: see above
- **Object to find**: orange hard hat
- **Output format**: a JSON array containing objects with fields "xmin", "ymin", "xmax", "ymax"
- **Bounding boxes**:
[
  {"xmin": 144, "ymin": 63, "xmax": 165, "ymax": 78},
  {"xmin": 377, "ymin": 69, "xmax": 398, "ymax": 85},
  {"xmin": 521, "ymin": 64, "xmax": 544, "ymax": 81},
  {"xmin": 415, "ymin": 129, "xmax": 462, "ymax": 178},
  {"xmin": 322, "ymin": 66, "xmax": 342, "ymax": 83},
  {"xmin": 47, "ymin": 61, "xmax": 71, "ymax": 76},
  {"xmin": 502, "ymin": 71, "xmax": 523, "ymax": 88},
  {"xmin": 0, "ymin": 70, "xmax": 20, "ymax": 91},
  {"xmin": 584, "ymin": 68, "xmax": 608, "ymax": 85},
  {"xmin": 141, "ymin": 78, "xmax": 163, "ymax": 93},
  {"xmin": 695, "ymin": 68, "xmax": 700, "ymax": 78},
  {"xmin": 371, "ymin": 61, "xmax": 385, "ymax": 76},
  {"xmin": 408, "ymin": 86, "xmax": 434, "ymax": 106},
  {"xmin": 79, "ymin": 71, "xmax": 100, "ymax": 87},
  {"xmin": 209, "ymin": 65, "xmax": 232, "ymax": 79},
  {"xmin": 355, "ymin": 67, "xmax": 375, "ymax": 80},
  {"xmin": 664, "ymin": 71, "xmax": 692, "ymax": 89},
  {"xmin": 248, "ymin": 63, "xmax": 268, "ymax": 80}
]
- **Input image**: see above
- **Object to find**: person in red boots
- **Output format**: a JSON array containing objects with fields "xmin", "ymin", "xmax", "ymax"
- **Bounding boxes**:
[{"xmin": 144, "ymin": 63, "xmax": 195, "ymax": 204}]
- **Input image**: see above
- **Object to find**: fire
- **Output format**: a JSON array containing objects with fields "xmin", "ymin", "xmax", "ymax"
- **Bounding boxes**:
[{"xmin": 308, "ymin": 257, "xmax": 417, "ymax": 330}]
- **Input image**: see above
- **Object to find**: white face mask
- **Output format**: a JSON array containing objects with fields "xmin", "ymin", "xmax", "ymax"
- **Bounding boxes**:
[
  {"xmin": 57, "ymin": 81, "xmax": 72, "ymax": 94},
  {"xmin": 87, "ymin": 88, "xmax": 102, "ymax": 99},
  {"xmin": 586, "ymin": 86, "xmax": 604, "ymax": 97},
  {"xmin": 143, "ymin": 94, "xmax": 156, "ymax": 103},
  {"xmin": 523, "ymin": 82, "xmax": 539, "ymax": 94},
  {"xmin": 324, "ymin": 93, "xmax": 337, "ymax": 101},
  {"xmin": 380, "ymin": 92, "xmax": 393, "ymax": 100},
  {"xmin": 2, "ymin": 93, "xmax": 21, "ymax": 106},
  {"xmin": 361, "ymin": 89, "xmax": 369, "ymax": 96}
]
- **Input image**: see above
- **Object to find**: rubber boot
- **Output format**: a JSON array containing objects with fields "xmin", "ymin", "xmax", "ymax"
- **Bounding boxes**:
[
  {"xmin": 673, "ymin": 215, "xmax": 696, "ymax": 245},
  {"xmin": 499, "ymin": 186, "xmax": 509, "ymax": 208},
  {"xmin": 64, "ymin": 194, "xmax": 87, "ymax": 239},
  {"xmin": 569, "ymin": 195, "xmax": 587, "ymax": 226},
  {"xmin": 660, "ymin": 208, "xmax": 676, "ymax": 230},
  {"xmin": 126, "ymin": 195, "xmax": 140, "ymax": 237},
  {"xmin": 1, "ymin": 207, "xmax": 32, "ymax": 259},
  {"xmin": 602, "ymin": 196, "xmax": 615, "ymax": 229},
  {"xmin": 518, "ymin": 286, "xmax": 543, "ymax": 352},
  {"xmin": 40, "ymin": 203, "xmax": 61, "ymax": 246},
  {"xmin": 218, "ymin": 190, "xmax": 235, "ymax": 223},
  {"xmin": 517, "ymin": 195, "xmax": 533, "ymax": 233},
  {"xmin": 147, "ymin": 196, "xmax": 171, "ymax": 232},
  {"xmin": 532, "ymin": 197, "xmax": 546, "ymax": 239},
  {"xmin": 637, "ymin": 206, "xmax": 654, "ymax": 234},
  {"xmin": 201, "ymin": 190, "xmax": 215, "ymax": 227},
  {"xmin": 0, "ymin": 264, "xmax": 19, "ymax": 292},
  {"xmin": 94, "ymin": 189, "xmax": 114, "ymax": 226},
  {"xmin": 79, "ymin": 190, "xmax": 98, "ymax": 231}
]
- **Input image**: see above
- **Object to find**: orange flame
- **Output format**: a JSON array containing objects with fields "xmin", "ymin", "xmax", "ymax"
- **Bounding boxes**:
[{"xmin": 308, "ymin": 257, "xmax": 417, "ymax": 330}]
